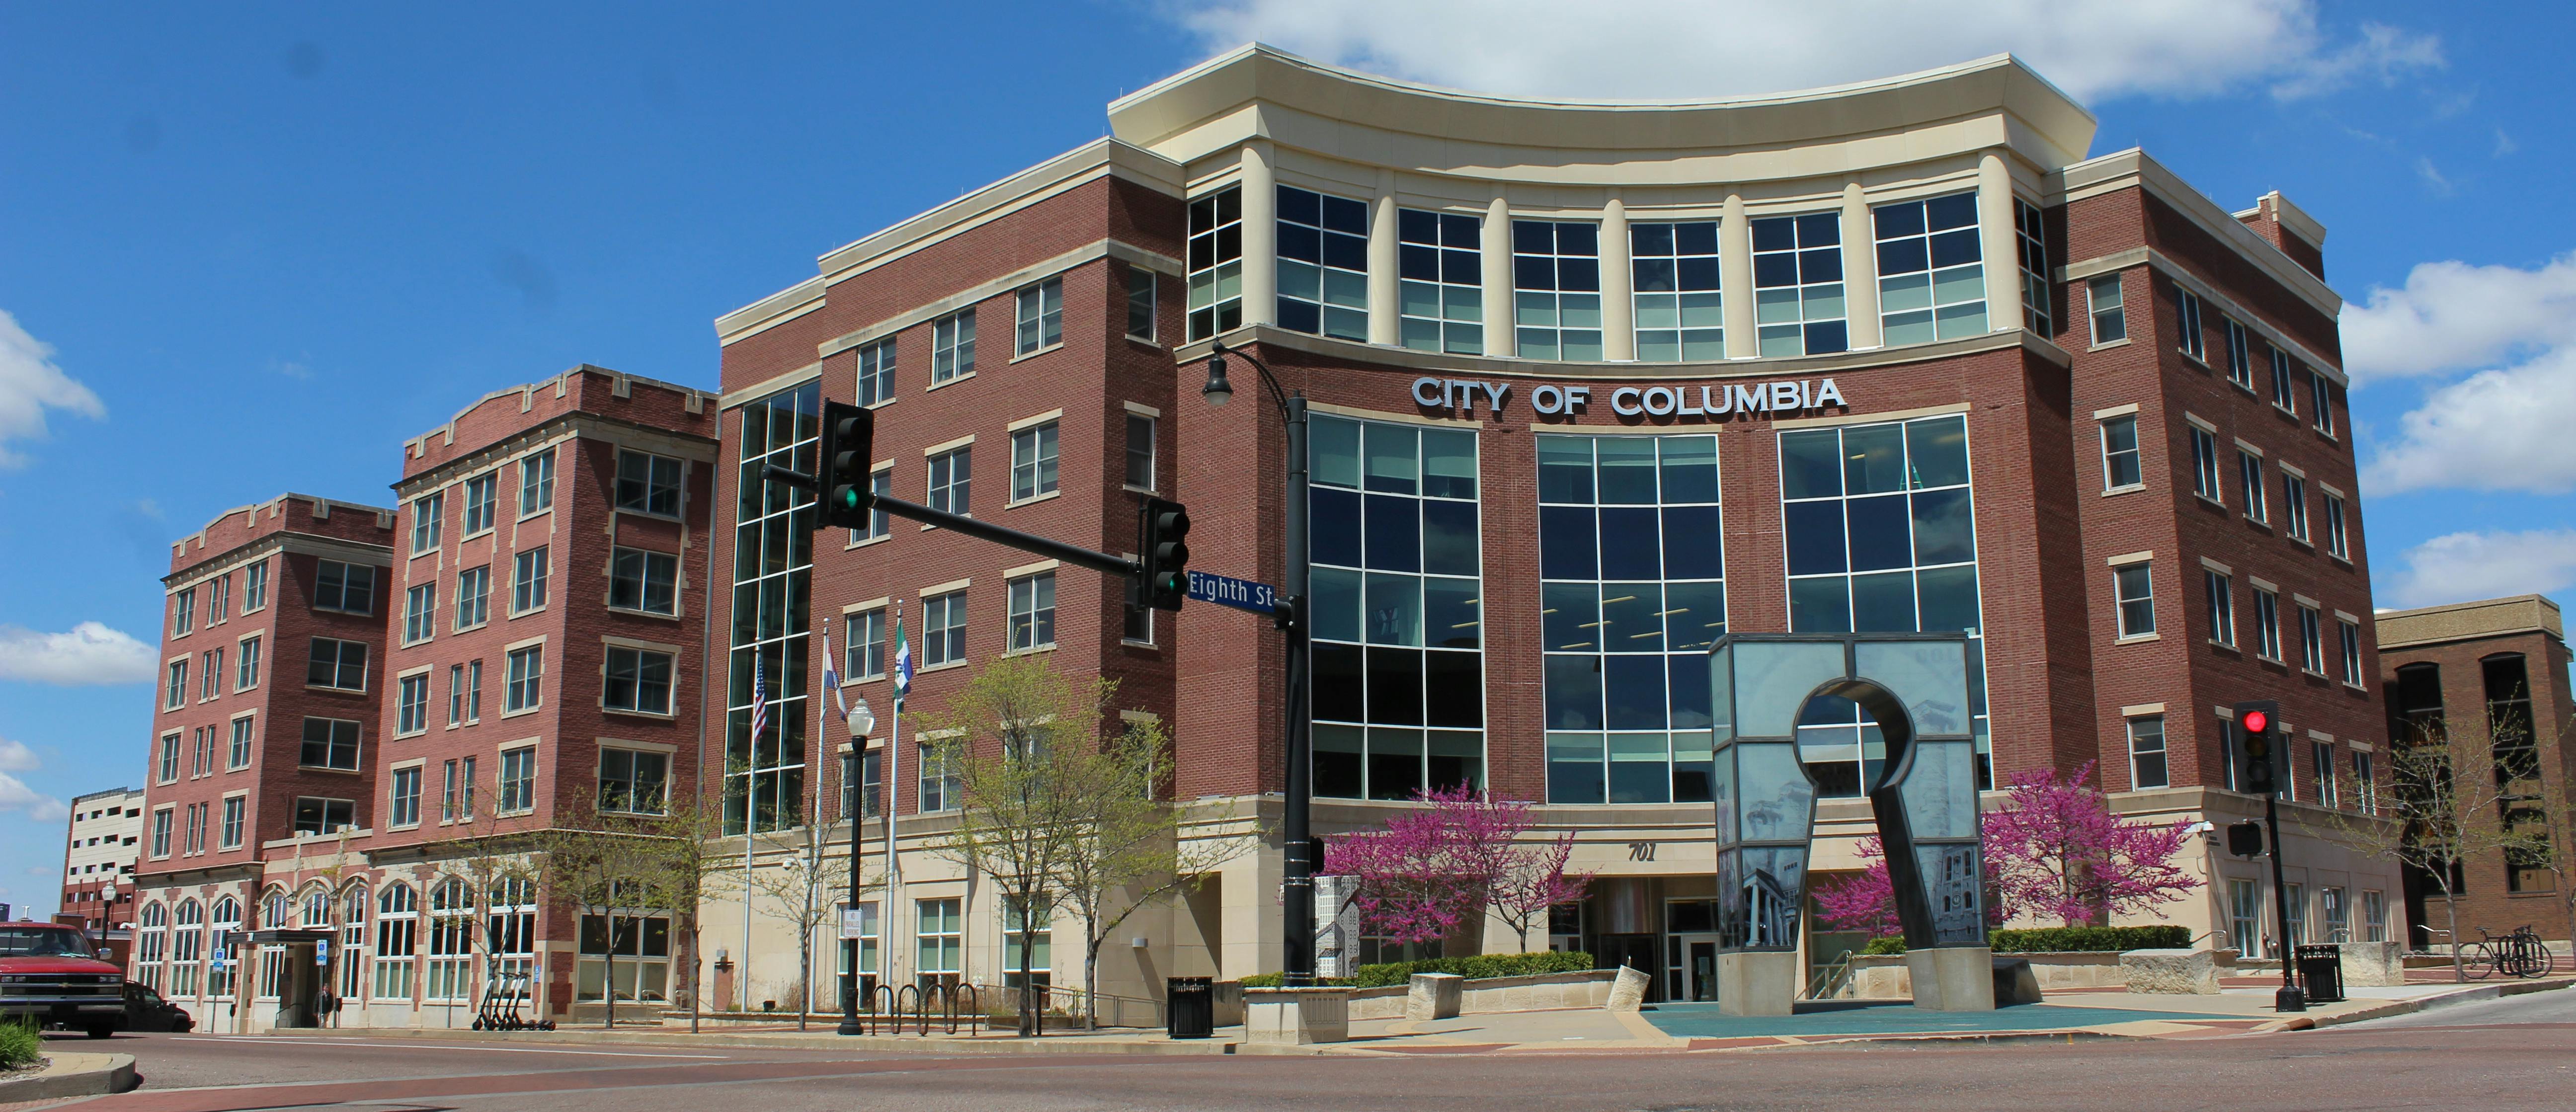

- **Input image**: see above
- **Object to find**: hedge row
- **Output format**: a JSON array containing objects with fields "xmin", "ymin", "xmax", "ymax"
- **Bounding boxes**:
[
  {"xmin": 1239, "ymin": 951, "xmax": 1595, "ymax": 989},
  {"xmin": 1857, "ymin": 926, "xmax": 2191, "ymax": 955}
]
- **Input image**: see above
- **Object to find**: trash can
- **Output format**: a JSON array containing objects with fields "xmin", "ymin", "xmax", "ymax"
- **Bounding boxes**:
[
  {"xmin": 1166, "ymin": 976, "xmax": 1213, "ymax": 1039},
  {"xmin": 2295, "ymin": 944, "xmax": 2345, "ymax": 1003}
]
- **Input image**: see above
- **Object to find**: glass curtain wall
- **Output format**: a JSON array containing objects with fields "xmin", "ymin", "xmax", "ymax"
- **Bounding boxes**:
[
  {"xmin": 1309, "ymin": 415, "xmax": 1484, "ymax": 799},
  {"xmin": 1778, "ymin": 414, "xmax": 1991, "ymax": 790},
  {"xmin": 1513, "ymin": 220, "xmax": 1603, "ymax": 360},
  {"xmin": 728, "ymin": 383, "xmax": 817, "ymax": 834},
  {"xmin": 1537, "ymin": 434, "xmax": 1727, "ymax": 804}
]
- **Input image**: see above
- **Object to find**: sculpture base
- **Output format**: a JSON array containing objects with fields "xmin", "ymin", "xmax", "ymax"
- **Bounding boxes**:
[
  {"xmin": 1716, "ymin": 951, "xmax": 1799, "ymax": 1016},
  {"xmin": 1906, "ymin": 946, "xmax": 1998, "ymax": 1012}
]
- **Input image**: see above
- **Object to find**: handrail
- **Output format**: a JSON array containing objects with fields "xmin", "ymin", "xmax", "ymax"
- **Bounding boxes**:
[{"xmin": 1803, "ymin": 949, "xmax": 1857, "ymax": 1001}]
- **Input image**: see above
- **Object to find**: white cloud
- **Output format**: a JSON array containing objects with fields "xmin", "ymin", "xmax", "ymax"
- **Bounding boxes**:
[
  {"xmin": 0, "ymin": 772, "xmax": 67, "ymax": 825},
  {"xmin": 2340, "ymin": 254, "xmax": 2576, "ymax": 385},
  {"xmin": 2362, "ymin": 348, "xmax": 2576, "ymax": 496},
  {"xmin": 0, "ymin": 738, "xmax": 36, "ymax": 773},
  {"xmin": 0, "ymin": 309, "xmax": 104, "ymax": 468},
  {"xmin": 1161, "ymin": 0, "xmax": 2439, "ymax": 103},
  {"xmin": 2413, "ymin": 157, "xmax": 2453, "ymax": 197},
  {"xmin": 2382, "ymin": 529, "xmax": 2576, "ymax": 609},
  {"xmin": 0, "ymin": 622, "xmax": 158, "ymax": 686}
]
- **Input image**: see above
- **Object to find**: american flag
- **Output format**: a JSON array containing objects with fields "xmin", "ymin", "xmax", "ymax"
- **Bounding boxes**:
[{"xmin": 749, "ymin": 653, "xmax": 769, "ymax": 741}]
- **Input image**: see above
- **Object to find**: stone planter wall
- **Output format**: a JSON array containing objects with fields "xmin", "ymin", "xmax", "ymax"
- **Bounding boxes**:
[
  {"xmin": 1833, "ymin": 951, "xmax": 2127, "ymax": 999},
  {"xmin": 1342, "ymin": 970, "xmax": 1617, "ymax": 1021}
]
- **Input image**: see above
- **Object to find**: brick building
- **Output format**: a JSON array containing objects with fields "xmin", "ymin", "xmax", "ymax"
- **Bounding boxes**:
[
  {"xmin": 58, "ymin": 787, "xmax": 146, "ymax": 934},
  {"xmin": 699, "ymin": 46, "xmax": 2404, "ymax": 1006},
  {"xmin": 2376, "ymin": 595, "xmax": 2576, "ymax": 948},
  {"xmin": 123, "ymin": 367, "xmax": 719, "ymax": 1031}
]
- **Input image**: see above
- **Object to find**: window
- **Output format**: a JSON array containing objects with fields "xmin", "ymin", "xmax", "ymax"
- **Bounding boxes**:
[
  {"xmin": 2361, "ymin": 889, "xmax": 2387, "ymax": 942},
  {"xmin": 308, "ymin": 637, "xmax": 368, "ymax": 690},
  {"xmin": 505, "ymin": 645, "xmax": 544, "ymax": 712},
  {"xmin": 2282, "ymin": 473, "xmax": 2309, "ymax": 542},
  {"xmin": 165, "ymin": 659, "xmax": 187, "ymax": 709},
  {"xmin": 2312, "ymin": 741, "xmax": 2337, "ymax": 807},
  {"xmin": 1316, "ymin": 416, "xmax": 1490, "ymax": 802},
  {"xmin": 1754, "ymin": 211, "xmax": 1848, "ymax": 356},
  {"xmin": 2269, "ymin": 347, "xmax": 2298, "ymax": 412},
  {"xmin": 314, "ymin": 560, "xmax": 375, "ymax": 615},
  {"xmin": 2128, "ymin": 716, "xmax": 2169, "ymax": 790},
  {"xmin": 728, "ymin": 382, "xmax": 816, "ymax": 836},
  {"xmin": 229, "ymin": 716, "xmax": 254, "ymax": 768},
  {"xmin": 617, "ymin": 451, "xmax": 683, "ymax": 516},
  {"xmin": 1504, "ymin": 217, "xmax": 1597, "ymax": 355},
  {"xmin": 2222, "ymin": 318, "xmax": 2254, "ymax": 389},
  {"xmin": 1010, "ymin": 422, "xmax": 1058, "ymax": 502},
  {"xmin": 1125, "ymin": 264, "xmax": 1157, "ymax": 340},
  {"xmin": 845, "ymin": 609, "xmax": 886, "ymax": 680},
  {"xmin": 1008, "ymin": 572, "xmax": 1056, "ymax": 652},
  {"xmin": 2339, "ymin": 619, "xmax": 2364, "ymax": 686},
  {"xmin": 498, "ymin": 747, "xmax": 537, "ymax": 813},
  {"xmin": 2486, "ymin": 653, "xmax": 2538, "ymax": 782},
  {"xmin": 2229, "ymin": 878, "xmax": 2259, "ymax": 958},
  {"xmin": 917, "ymin": 742, "xmax": 959, "ymax": 813},
  {"xmin": 1276, "ymin": 185, "xmax": 1369, "ymax": 340},
  {"xmin": 448, "ymin": 664, "xmax": 465, "ymax": 726},
  {"xmin": 194, "ymin": 725, "xmax": 213, "ymax": 778},
  {"xmin": 2254, "ymin": 587, "xmax": 2281, "ymax": 661},
  {"xmin": 186, "ymin": 803, "xmax": 205, "ymax": 854},
  {"xmin": 2205, "ymin": 570, "xmax": 2235, "ymax": 647},
  {"xmin": 1185, "ymin": 185, "xmax": 1242, "ymax": 341},
  {"xmin": 599, "ymin": 748, "xmax": 668, "ymax": 813},
  {"xmin": 2324, "ymin": 492, "xmax": 2349, "ymax": 558},
  {"xmin": 576, "ymin": 908, "xmax": 670, "ymax": 1003},
  {"xmin": 857, "ymin": 336, "xmax": 896, "ymax": 405},
  {"xmin": 2355, "ymin": 752, "xmax": 2379, "ymax": 815},
  {"xmin": 210, "ymin": 575, "xmax": 231, "ymax": 624},
  {"xmin": 1125, "ymin": 413, "xmax": 1156, "ymax": 491},
  {"xmin": 519, "ymin": 448, "xmax": 556, "ymax": 515},
  {"xmin": 300, "ymin": 717, "xmax": 361, "ymax": 770},
  {"xmin": 174, "ymin": 587, "xmax": 196, "ymax": 636},
  {"xmin": 455, "ymin": 566, "xmax": 490, "ymax": 629},
  {"xmin": 2310, "ymin": 370, "xmax": 2335, "ymax": 435},
  {"xmin": 409, "ymin": 492, "xmax": 443, "ymax": 554},
  {"xmin": 423, "ymin": 880, "xmax": 473, "ymax": 1002},
  {"xmin": 1015, "ymin": 277, "xmax": 1062, "ymax": 355},
  {"xmin": 2188, "ymin": 426, "xmax": 2221, "ymax": 502},
  {"xmin": 2014, "ymin": 198, "xmax": 2051, "ymax": 335},
  {"xmin": 151, "ymin": 808, "xmax": 171, "ymax": 857},
  {"xmin": 931, "ymin": 311, "xmax": 975, "ymax": 385},
  {"xmin": 159, "ymin": 733, "xmax": 180, "ymax": 784},
  {"xmin": 390, "ymin": 767, "xmax": 420, "ymax": 827},
  {"xmin": 927, "ymin": 447, "xmax": 970, "ymax": 517},
  {"xmin": 2170, "ymin": 282, "xmax": 2205, "ymax": 361},
  {"xmin": 1622, "ymin": 221, "xmax": 1716, "ymax": 361},
  {"xmin": 2087, "ymin": 275, "xmax": 2126, "ymax": 344},
  {"xmin": 1001, "ymin": 896, "xmax": 1051, "ymax": 991},
  {"xmin": 2100, "ymin": 415, "xmax": 2143, "ymax": 490},
  {"xmin": 916, "ymin": 898, "xmax": 962, "ymax": 984},
  {"xmin": 245, "ymin": 558, "xmax": 269, "ymax": 611},
  {"xmin": 292, "ymin": 797, "xmax": 355, "ymax": 836},
  {"xmin": 842, "ymin": 749, "xmax": 884, "ymax": 819},
  {"xmin": 923, "ymin": 590, "xmax": 966, "ymax": 667},
  {"xmin": 604, "ymin": 646, "xmax": 674, "ymax": 714},
  {"xmin": 441, "ymin": 760, "xmax": 459, "ymax": 822},
  {"xmin": 1398, "ymin": 207, "xmax": 1483, "ymax": 354},
  {"xmin": 2238, "ymin": 450, "xmax": 2266, "ymax": 522},
  {"xmin": 2300, "ymin": 605, "xmax": 2326, "ymax": 674},
  {"xmin": 466, "ymin": 660, "xmax": 483, "ymax": 722},
  {"xmin": 462, "ymin": 472, "xmax": 497, "ymax": 535},
  {"xmin": 851, "ymin": 467, "xmax": 893, "ymax": 542},
  {"xmin": 201, "ymin": 649, "xmax": 222, "ymax": 700},
  {"xmin": 512, "ymin": 547, "xmax": 550, "ymax": 613},
  {"xmin": 1872, "ymin": 194, "xmax": 1984, "ymax": 346},
  {"xmin": 1123, "ymin": 572, "xmax": 1153, "ymax": 645},
  {"xmin": 2284, "ymin": 883, "xmax": 2306, "ymax": 948},
  {"xmin": 404, "ymin": 583, "xmax": 438, "ymax": 643},
  {"xmin": 397, "ymin": 673, "xmax": 430, "ymax": 735},
  {"xmin": 609, "ymin": 548, "xmax": 679, "ymax": 615},
  {"xmin": 2114, "ymin": 563, "xmax": 2155, "ymax": 637},
  {"xmin": 338, "ymin": 887, "xmax": 368, "ymax": 999},
  {"xmin": 220, "ymin": 796, "xmax": 244, "ymax": 849}
]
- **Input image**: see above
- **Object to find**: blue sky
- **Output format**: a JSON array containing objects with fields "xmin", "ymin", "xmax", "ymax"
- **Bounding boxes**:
[{"xmin": 3, "ymin": 1, "xmax": 2569, "ymax": 913}]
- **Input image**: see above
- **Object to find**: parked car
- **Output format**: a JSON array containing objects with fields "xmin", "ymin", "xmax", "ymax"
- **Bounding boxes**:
[
  {"xmin": 0, "ymin": 920, "xmax": 125, "ymax": 1038},
  {"xmin": 122, "ymin": 981, "xmax": 194, "ymax": 1033}
]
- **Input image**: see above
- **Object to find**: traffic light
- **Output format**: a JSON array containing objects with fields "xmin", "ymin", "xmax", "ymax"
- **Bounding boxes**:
[
  {"xmin": 2233, "ymin": 699, "xmax": 2282, "ymax": 795},
  {"xmin": 816, "ymin": 400, "xmax": 875, "ymax": 531},
  {"xmin": 2226, "ymin": 820, "xmax": 2266, "ymax": 857},
  {"xmin": 1138, "ymin": 497, "xmax": 1191, "ymax": 611}
]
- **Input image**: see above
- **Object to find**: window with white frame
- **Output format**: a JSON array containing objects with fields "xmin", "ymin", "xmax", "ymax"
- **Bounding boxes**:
[
  {"xmin": 1185, "ymin": 185, "xmax": 1242, "ymax": 341},
  {"xmin": 845, "ymin": 609, "xmax": 886, "ymax": 680},
  {"xmin": 576, "ymin": 902, "xmax": 670, "ymax": 1003},
  {"xmin": 1015, "ymin": 277, "xmax": 1062, "ymax": 355},
  {"xmin": 465, "ymin": 660, "xmax": 483, "ymax": 722},
  {"xmin": 2313, "ymin": 741, "xmax": 2337, "ymax": 808},
  {"xmin": 513, "ymin": 547, "xmax": 549, "ymax": 613},
  {"xmin": 2254, "ymin": 587, "xmax": 2282, "ymax": 660},
  {"xmin": 456, "ymin": 565, "xmax": 490, "ymax": 629},
  {"xmin": 609, "ymin": 548, "xmax": 678, "ymax": 615},
  {"xmin": 1123, "ymin": 572, "xmax": 1153, "ymax": 645},
  {"xmin": 308, "ymin": 637, "xmax": 368, "ymax": 691},
  {"xmin": 201, "ymin": 648, "xmax": 223, "ymax": 700},
  {"xmin": 1627, "ymin": 221, "xmax": 1715, "ymax": 361},
  {"xmin": 423, "ymin": 879, "xmax": 472, "ymax": 1003},
  {"xmin": 616, "ymin": 450, "xmax": 683, "ymax": 517},
  {"xmin": 2273, "ymin": 473, "xmax": 2305, "ymax": 543},
  {"xmin": 339, "ymin": 887, "xmax": 368, "ymax": 999},
  {"xmin": 2222, "ymin": 318, "xmax": 2254, "ymax": 390},
  {"xmin": 849, "ymin": 467, "xmax": 892, "ymax": 543},
  {"xmin": 314, "ymin": 560, "xmax": 375, "ymax": 615},
  {"xmin": 1754, "ymin": 211, "xmax": 1848, "ymax": 356},
  {"xmin": 2101, "ymin": 414, "xmax": 2143, "ymax": 490},
  {"xmin": 519, "ymin": 447, "xmax": 555, "ymax": 515},
  {"xmin": 462, "ymin": 472, "xmax": 497, "ymax": 535},
  {"xmin": 292, "ymin": 796, "xmax": 355, "ymax": 836},
  {"xmin": 390, "ymin": 766, "xmax": 421, "ymax": 827},
  {"xmin": 220, "ymin": 795, "xmax": 245, "ymax": 849},
  {"xmin": 917, "ymin": 743, "xmax": 959, "ymax": 813},
  {"xmin": 2238, "ymin": 450, "xmax": 2266, "ymax": 522},
  {"xmin": 210, "ymin": 575, "xmax": 231, "ymax": 623},
  {"xmin": 1399, "ymin": 207, "xmax": 1484, "ymax": 354},
  {"xmin": 2115, "ymin": 563, "xmax": 2155, "ymax": 637},
  {"xmin": 151, "ymin": 807, "xmax": 172, "ymax": 857},
  {"xmin": 2189, "ymin": 426, "xmax": 2221, "ymax": 501},
  {"xmin": 1001, "ymin": 896, "xmax": 1051, "ymax": 991},
  {"xmin": 2014, "ymin": 198, "xmax": 2050, "ymax": 335},
  {"xmin": 1008, "ymin": 572, "xmax": 1056, "ymax": 652},
  {"xmin": 2325, "ymin": 492, "xmax": 2349, "ymax": 557},
  {"xmin": 2170, "ymin": 282, "xmax": 2205, "ymax": 361},
  {"xmin": 2127, "ymin": 715, "xmax": 2169, "ymax": 790},
  {"xmin": 2088, "ymin": 274, "xmax": 2125, "ymax": 344},
  {"xmin": 923, "ymin": 589, "xmax": 965, "ymax": 666},
  {"xmin": 931, "ymin": 310, "xmax": 975, "ymax": 385},
  {"xmin": 2270, "ymin": 347, "xmax": 2298, "ymax": 412},
  {"xmin": 2300, "ymin": 604, "xmax": 2325, "ymax": 673},
  {"xmin": 916, "ymin": 898, "xmax": 962, "ymax": 984},
  {"xmin": 498, "ymin": 746, "xmax": 537, "ymax": 812},
  {"xmin": 404, "ymin": 583, "xmax": 437, "ymax": 643},
  {"xmin": 603, "ymin": 645, "xmax": 674, "ymax": 714},
  {"xmin": 1125, "ymin": 413, "xmax": 1156, "ymax": 491},
  {"xmin": 857, "ymin": 336, "xmax": 895, "ymax": 405},
  {"xmin": 447, "ymin": 664, "xmax": 465, "ymax": 726},
  {"xmin": 301, "ymin": 717, "xmax": 362, "ymax": 770},
  {"xmin": 599, "ymin": 748, "xmax": 668, "ymax": 814},
  {"xmin": 170, "ymin": 900, "xmax": 202, "ymax": 996},
  {"xmin": 1512, "ymin": 219, "xmax": 1605, "ymax": 360},
  {"xmin": 1277, "ymin": 185, "xmax": 1369, "ymax": 341},
  {"xmin": 1010, "ymin": 421, "xmax": 1058, "ymax": 502},
  {"xmin": 2205, "ymin": 570, "xmax": 2235, "ymax": 648},
  {"xmin": 158, "ymin": 733, "xmax": 180, "ymax": 784},
  {"xmin": 409, "ymin": 492, "xmax": 443, "ymax": 554},
  {"xmin": 1873, "ymin": 194, "xmax": 1984, "ymax": 345},
  {"xmin": 2355, "ymin": 753, "xmax": 2379, "ymax": 815},
  {"xmin": 229, "ymin": 715, "xmax": 254, "ymax": 768},
  {"xmin": 928, "ymin": 447, "xmax": 970, "ymax": 517},
  {"xmin": 505, "ymin": 645, "xmax": 543, "ymax": 712},
  {"xmin": 2311, "ymin": 370, "xmax": 2335, "ymax": 435},
  {"xmin": 165, "ymin": 659, "xmax": 187, "ymax": 709},
  {"xmin": 398, "ymin": 673, "xmax": 430, "ymax": 735},
  {"xmin": 245, "ymin": 558, "xmax": 269, "ymax": 611},
  {"xmin": 1125, "ymin": 264, "xmax": 1156, "ymax": 340},
  {"xmin": 2339, "ymin": 619, "xmax": 2363, "ymax": 686}
]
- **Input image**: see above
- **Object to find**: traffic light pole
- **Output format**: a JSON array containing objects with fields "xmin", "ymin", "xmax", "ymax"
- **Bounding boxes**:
[
  {"xmin": 765, "ymin": 464, "xmax": 1143, "ymax": 579},
  {"xmin": 2263, "ymin": 789, "xmax": 2305, "ymax": 1012}
]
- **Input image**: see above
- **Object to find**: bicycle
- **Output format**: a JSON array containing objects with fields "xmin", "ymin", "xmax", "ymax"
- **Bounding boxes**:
[{"xmin": 2465, "ymin": 926, "xmax": 2554, "ymax": 979}]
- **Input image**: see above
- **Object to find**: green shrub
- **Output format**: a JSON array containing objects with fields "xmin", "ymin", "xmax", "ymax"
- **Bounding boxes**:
[
  {"xmin": 0, "ymin": 1020, "xmax": 39, "ymax": 1070},
  {"xmin": 1861, "ymin": 936, "xmax": 1908, "ymax": 955},
  {"xmin": 1238, "ymin": 952, "xmax": 1594, "ymax": 989},
  {"xmin": 1990, "ymin": 926, "xmax": 2190, "ymax": 953}
]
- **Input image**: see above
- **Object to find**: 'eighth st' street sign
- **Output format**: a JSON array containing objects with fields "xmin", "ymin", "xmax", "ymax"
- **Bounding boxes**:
[{"xmin": 1187, "ymin": 570, "xmax": 1277, "ymax": 615}]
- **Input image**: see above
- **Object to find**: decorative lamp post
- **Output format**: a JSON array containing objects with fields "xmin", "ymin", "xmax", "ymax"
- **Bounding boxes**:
[{"xmin": 837, "ymin": 697, "xmax": 877, "ymax": 1035}]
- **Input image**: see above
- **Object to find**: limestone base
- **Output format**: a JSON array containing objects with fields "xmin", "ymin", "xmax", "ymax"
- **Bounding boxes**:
[
  {"xmin": 1243, "ymin": 987, "xmax": 1351, "ymax": 1045},
  {"xmin": 1406, "ymin": 972, "xmax": 1463, "ymax": 1021},
  {"xmin": 1717, "ymin": 951, "xmax": 1799, "ymax": 1017},
  {"xmin": 1604, "ymin": 965, "xmax": 1651, "ymax": 1013},
  {"xmin": 2336, "ymin": 941, "xmax": 2406, "ymax": 987},
  {"xmin": 2121, "ymin": 948, "xmax": 2220, "ymax": 994},
  {"xmin": 1906, "ymin": 946, "xmax": 1998, "ymax": 1012}
]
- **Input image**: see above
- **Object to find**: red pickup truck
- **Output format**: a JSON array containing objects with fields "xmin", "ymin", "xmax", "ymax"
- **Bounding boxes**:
[{"xmin": 0, "ymin": 921, "xmax": 126, "ymax": 1038}]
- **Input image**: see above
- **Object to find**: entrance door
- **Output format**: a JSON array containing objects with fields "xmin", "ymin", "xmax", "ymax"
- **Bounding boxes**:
[{"xmin": 1664, "ymin": 933, "xmax": 1723, "ymax": 1002}]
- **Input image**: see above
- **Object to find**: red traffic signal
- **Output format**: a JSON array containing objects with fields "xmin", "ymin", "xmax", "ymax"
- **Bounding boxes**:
[{"xmin": 2241, "ymin": 709, "xmax": 2268, "ymax": 735}]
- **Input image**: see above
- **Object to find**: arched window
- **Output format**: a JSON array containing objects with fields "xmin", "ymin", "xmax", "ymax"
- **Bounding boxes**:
[
  {"xmin": 170, "ymin": 899, "xmax": 205, "ymax": 998},
  {"xmin": 262, "ymin": 887, "xmax": 290, "ymax": 929},
  {"xmin": 207, "ymin": 896, "xmax": 241, "ymax": 1000},
  {"xmin": 300, "ymin": 885, "xmax": 331, "ymax": 929},
  {"xmin": 339, "ymin": 885, "xmax": 369, "ymax": 999},
  {"xmin": 373, "ymin": 882, "xmax": 418, "ymax": 1002},
  {"xmin": 425, "ymin": 878, "xmax": 476, "ymax": 1004},
  {"xmin": 136, "ymin": 902, "xmax": 167, "ymax": 991},
  {"xmin": 486, "ymin": 875, "xmax": 538, "ymax": 985}
]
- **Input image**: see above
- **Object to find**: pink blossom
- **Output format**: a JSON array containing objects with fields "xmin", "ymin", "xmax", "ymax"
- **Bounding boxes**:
[{"xmin": 1324, "ymin": 786, "xmax": 1592, "ymax": 948}]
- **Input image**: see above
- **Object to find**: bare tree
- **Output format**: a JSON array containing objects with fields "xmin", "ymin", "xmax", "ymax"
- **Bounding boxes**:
[
  {"xmin": 743, "ymin": 813, "xmax": 874, "ymax": 1029},
  {"xmin": 2329, "ymin": 716, "xmax": 2532, "ymax": 981},
  {"xmin": 537, "ymin": 806, "xmax": 670, "ymax": 1029},
  {"xmin": 623, "ymin": 793, "xmax": 733, "ymax": 1034}
]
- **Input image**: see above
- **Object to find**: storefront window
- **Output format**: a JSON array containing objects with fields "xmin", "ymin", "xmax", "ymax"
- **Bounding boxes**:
[{"xmin": 576, "ymin": 913, "xmax": 671, "ymax": 1004}]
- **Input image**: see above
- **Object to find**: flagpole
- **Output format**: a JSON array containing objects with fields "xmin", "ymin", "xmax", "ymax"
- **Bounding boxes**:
[{"xmin": 888, "ymin": 600, "xmax": 906, "ymax": 991}]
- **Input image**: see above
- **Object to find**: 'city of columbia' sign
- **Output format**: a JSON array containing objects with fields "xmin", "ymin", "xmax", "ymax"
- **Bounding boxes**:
[{"xmin": 1411, "ymin": 376, "xmax": 1849, "ymax": 419}]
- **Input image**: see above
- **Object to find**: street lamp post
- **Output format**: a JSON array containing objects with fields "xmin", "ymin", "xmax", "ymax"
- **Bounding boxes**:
[
  {"xmin": 1202, "ymin": 340, "xmax": 1317, "ymax": 986},
  {"xmin": 837, "ymin": 698, "xmax": 877, "ymax": 1035}
]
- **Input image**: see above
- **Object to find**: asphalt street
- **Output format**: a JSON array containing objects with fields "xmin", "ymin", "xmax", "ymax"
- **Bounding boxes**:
[{"xmin": 27, "ymin": 1001, "xmax": 2576, "ymax": 1112}]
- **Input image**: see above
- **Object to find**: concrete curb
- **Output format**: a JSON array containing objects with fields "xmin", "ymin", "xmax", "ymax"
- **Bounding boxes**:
[
  {"xmin": 2257, "ymin": 976, "xmax": 2573, "ymax": 1033},
  {"xmin": 258, "ymin": 1025, "xmax": 1241, "ymax": 1056},
  {"xmin": 0, "ymin": 1051, "xmax": 141, "ymax": 1102}
]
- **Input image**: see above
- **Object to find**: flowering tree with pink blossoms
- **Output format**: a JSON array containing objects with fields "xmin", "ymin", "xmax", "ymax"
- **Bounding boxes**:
[
  {"xmin": 1324, "ymin": 786, "xmax": 1593, "ymax": 950},
  {"xmin": 1817, "ymin": 763, "xmax": 2199, "ymax": 936}
]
